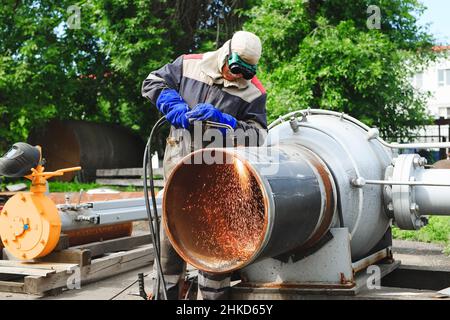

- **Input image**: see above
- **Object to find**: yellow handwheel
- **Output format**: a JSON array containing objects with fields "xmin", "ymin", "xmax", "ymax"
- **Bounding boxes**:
[{"xmin": 0, "ymin": 193, "xmax": 61, "ymax": 259}]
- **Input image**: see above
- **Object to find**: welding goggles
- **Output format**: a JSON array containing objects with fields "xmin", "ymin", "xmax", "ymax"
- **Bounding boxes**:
[{"xmin": 227, "ymin": 40, "xmax": 257, "ymax": 80}]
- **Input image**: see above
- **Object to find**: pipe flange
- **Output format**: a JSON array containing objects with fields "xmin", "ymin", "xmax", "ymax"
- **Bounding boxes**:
[
  {"xmin": 390, "ymin": 154, "xmax": 422, "ymax": 230},
  {"xmin": 383, "ymin": 164, "xmax": 394, "ymax": 218}
]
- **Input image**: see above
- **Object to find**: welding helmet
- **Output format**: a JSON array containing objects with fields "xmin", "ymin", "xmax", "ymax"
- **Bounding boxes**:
[{"xmin": 0, "ymin": 143, "xmax": 41, "ymax": 177}]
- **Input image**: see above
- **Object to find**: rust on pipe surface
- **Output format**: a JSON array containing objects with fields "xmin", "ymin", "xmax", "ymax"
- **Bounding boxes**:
[
  {"xmin": 163, "ymin": 150, "xmax": 268, "ymax": 273},
  {"xmin": 352, "ymin": 248, "xmax": 390, "ymax": 274},
  {"xmin": 64, "ymin": 222, "xmax": 133, "ymax": 246}
]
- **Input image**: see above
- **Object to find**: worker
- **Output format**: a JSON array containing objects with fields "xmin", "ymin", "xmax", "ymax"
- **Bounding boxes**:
[{"xmin": 141, "ymin": 31, "xmax": 267, "ymax": 300}]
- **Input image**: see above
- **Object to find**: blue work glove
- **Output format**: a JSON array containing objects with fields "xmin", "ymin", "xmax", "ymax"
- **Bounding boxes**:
[
  {"xmin": 185, "ymin": 103, "xmax": 237, "ymax": 130},
  {"xmin": 156, "ymin": 89, "xmax": 190, "ymax": 129}
]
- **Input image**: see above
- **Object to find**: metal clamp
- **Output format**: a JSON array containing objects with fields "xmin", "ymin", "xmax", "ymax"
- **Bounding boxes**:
[{"xmin": 75, "ymin": 214, "xmax": 100, "ymax": 224}]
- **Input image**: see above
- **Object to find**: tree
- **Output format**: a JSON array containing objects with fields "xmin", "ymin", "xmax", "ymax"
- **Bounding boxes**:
[
  {"xmin": 0, "ymin": 0, "xmax": 112, "ymax": 152},
  {"xmin": 1, "ymin": 0, "xmax": 435, "ymax": 152},
  {"xmin": 0, "ymin": 0, "xmax": 253, "ymax": 153},
  {"xmin": 244, "ymin": 0, "xmax": 436, "ymax": 139}
]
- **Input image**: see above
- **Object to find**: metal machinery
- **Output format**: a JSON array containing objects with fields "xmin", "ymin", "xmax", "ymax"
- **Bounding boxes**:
[
  {"xmin": 163, "ymin": 109, "xmax": 450, "ymax": 297},
  {"xmin": 0, "ymin": 143, "xmax": 161, "ymax": 260}
]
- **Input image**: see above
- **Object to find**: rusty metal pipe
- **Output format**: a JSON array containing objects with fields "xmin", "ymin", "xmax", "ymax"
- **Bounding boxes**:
[{"xmin": 163, "ymin": 145, "xmax": 337, "ymax": 273}]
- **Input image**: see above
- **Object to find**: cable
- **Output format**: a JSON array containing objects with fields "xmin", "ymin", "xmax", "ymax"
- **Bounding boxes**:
[
  {"xmin": 109, "ymin": 279, "xmax": 139, "ymax": 300},
  {"xmin": 144, "ymin": 116, "xmax": 167, "ymax": 299},
  {"xmin": 143, "ymin": 116, "xmax": 168, "ymax": 300},
  {"xmin": 143, "ymin": 118, "xmax": 232, "ymax": 300},
  {"xmin": 109, "ymin": 273, "xmax": 150, "ymax": 300}
]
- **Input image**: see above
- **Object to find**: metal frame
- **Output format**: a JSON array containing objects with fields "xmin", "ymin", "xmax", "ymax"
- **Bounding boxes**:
[
  {"xmin": 269, "ymin": 108, "xmax": 450, "ymax": 150},
  {"xmin": 57, "ymin": 197, "xmax": 162, "ymax": 231},
  {"xmin": 238, "ymin": 228, "xmax": 394, "ymax": 293},
  {"xmin": 233, "ymin": 228, "xmax": 396, "ymax": 298}
]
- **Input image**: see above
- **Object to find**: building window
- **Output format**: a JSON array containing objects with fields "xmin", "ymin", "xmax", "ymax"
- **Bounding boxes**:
[
  {"xmin": 438, "ymin": 69, "xmax": 445, "ymax": 86},
  {"xmin": 438, "ymin": 107, "xmax": 450, "ymax": 119},
  {"xmin": 415, "ymin": 73, "xmax": 423, "ymax": 88},
  {"xmin": 437, "ymin": 69, "xmax": 450, "ymax": 86}
]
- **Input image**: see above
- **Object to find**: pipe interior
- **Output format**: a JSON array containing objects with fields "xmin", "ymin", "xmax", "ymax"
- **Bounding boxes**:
[{"xmin": 164, "ymin": 151, "xmax": 267, "ymax": 272}]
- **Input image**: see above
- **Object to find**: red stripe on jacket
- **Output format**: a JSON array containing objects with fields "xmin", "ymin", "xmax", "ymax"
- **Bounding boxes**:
[
  {"xmin": 183, "ymin": 54, "xmax": 204, "ymax": 60},
  {"xmin": 251, "ymin": 77, "xmax": 266, "ymax": 95}
]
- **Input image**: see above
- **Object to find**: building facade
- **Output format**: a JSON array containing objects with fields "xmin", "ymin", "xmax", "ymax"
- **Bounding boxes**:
[{"xmin": 413, "ymin": 46, "xmax": 450, "ymax": 119}]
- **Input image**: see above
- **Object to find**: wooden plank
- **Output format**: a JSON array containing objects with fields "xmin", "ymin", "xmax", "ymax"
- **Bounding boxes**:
[
  {"xmin": 96, "ymin": 168, "xmax": 164, "ymax": 177},
  {"xmin": 96, "ymin": 178, "xmax": 165, "ymax": 188},
  {"xmin": 85, "ymin": 245, "xmax": 154, "ymax": 282},
  {"xmin": 23, "ymin": 274, "xmax": 63, "ymax": 295},
  {"xmin": 97, "ymin": 168, "xmax": 142, "ymax": 177},
  {"xmin": 0, "ymin": 259, "xmax": 78, "ymax": 272},
  {"xmin": 0, "ymin": 266, "xmax": 56, "ymax": 277},
  {"xmin": 0, "ymin": 280, "xmax": 25, "ymax": 294},
  {"xmin": 70, "ymin": 234, "xmax": 152, "ymax": 257},
  {"xmin": 0, "ymin": 192, "xmax": 16, "ymax": 197},
  {"xmin": 0, "ymin": 237, "xmax": 154, "ymax": 295},
  {"xmin": 22, "ymin": 245, "xmax": 154, "ymax": 295},
  {"xmin": 38, "ymin": 249, "xmax": 92, "ymax": 267}
]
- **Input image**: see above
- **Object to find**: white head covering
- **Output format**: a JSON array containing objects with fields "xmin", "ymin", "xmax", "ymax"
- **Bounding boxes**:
[
  {"xmin": 200, "ymin": 31, "xmax": 262, "ymax": 89},
  {"xmin": 230, "ymin": 31, "xmax": 262, "ymax": 65}
]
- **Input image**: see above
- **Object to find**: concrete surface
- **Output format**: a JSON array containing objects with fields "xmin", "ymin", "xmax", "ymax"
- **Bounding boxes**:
[
  {"xmin": 0, "ymin": 265, "xmax": 155, "ymax": 300},
  {"xmin": 392, "ymin": 239, "xmax": 450, "ymax": 271},
  {"xmin": 0, "ymin": 239, "xmax": 449, "ymax": 300}
]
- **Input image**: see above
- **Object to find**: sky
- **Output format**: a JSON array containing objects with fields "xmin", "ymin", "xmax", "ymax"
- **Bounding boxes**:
[{"xmin": 418, "ymin": 0, "xmax": 450, "ymax": 45}]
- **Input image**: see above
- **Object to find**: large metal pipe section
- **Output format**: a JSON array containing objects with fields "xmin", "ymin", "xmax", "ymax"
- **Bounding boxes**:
[
  {"xmin": 163, "ymin": 146, "xmax": 336, "ymax": 273},
  {"xmin": 58, "ymin": 198, "xmax": 161, "ymax": 231},
  {"xmin": 163, "ymin": 114, "xmax": 392, "ymax": 273},
  {"xmin": 164, "ymin": 110, "xmax": 450, "ymax": 275},
  {"xmin": 57, "ymin": 197, "xmax": 162, "ymax": 244},
  {"xmin": 28, "ymin": 120, "xmax": 145, "ymax": 182},
  {"xmin": 56, "ymin": 197, "xmax": 163, "ymax": 246},
  {"xmin": 249, "ymin": 113, "xmax": 394, "ymax": 260},
  {"xmin": 414, "ymin": 169, "xmax": 450, "ymax": 216},
  {"xmin": 164, "ymin": 112, "xmax": 394, "ymax": 273},
  {"xmin": 415, "ymin": 169, "xmax": 450, "ymax": 216}
]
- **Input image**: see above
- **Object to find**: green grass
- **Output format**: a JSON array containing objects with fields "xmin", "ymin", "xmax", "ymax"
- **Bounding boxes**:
[
  {"xmin": 48, "ymin": 181, "xmax": 141, "ymax": 192},
  {"xmin": 392, "ymin": 216, "xmax": 450, "ymax": 255},
  {"xmin": 1, "ymin": 178, "xmax": 141, "ymax": 193}
]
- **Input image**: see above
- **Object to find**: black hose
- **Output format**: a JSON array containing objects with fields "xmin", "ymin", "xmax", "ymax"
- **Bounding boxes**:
[{"xmin": 143, "ymin": 116, "xmax": 168, "ymax": 300}]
